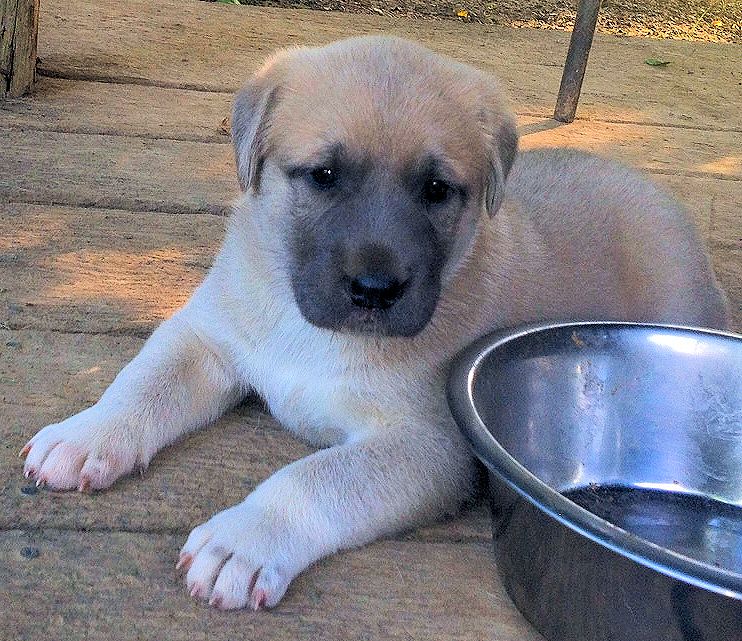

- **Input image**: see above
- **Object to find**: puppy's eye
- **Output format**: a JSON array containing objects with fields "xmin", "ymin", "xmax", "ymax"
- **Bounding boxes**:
[
  {"xmin": 309, "ymin": 167, "xmax": 337, "ymax": 188},
  {"xmin": 423, "ymin": 179, "xmax": 450, "ymax": 204}
]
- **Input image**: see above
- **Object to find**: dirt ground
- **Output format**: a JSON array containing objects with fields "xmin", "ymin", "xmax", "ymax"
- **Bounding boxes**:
[{"xmin": 216, "ymin": 0, "xmax": 742, "ymax": 44}]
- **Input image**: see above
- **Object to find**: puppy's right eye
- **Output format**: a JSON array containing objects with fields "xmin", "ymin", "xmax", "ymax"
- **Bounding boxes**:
[
  {"xmin": 309, "ymin": 167, "xmax": 337, "ymax": 188},
  {"xmin": 423, "ymin": 178, "xmax": 451, "ymax": 205}
]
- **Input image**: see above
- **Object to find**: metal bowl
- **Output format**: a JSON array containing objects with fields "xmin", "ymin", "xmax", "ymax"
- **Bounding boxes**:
[{"xmin": 447, "ymin": 322, "xmax": 742, "ymax": 641}]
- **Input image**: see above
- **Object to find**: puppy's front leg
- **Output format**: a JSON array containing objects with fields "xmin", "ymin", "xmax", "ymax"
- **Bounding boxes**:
[
  {"xmin": 180, "ymin": 423, "xmax": 475, "ymax": 610},
  {"xmin": 21, "ymin": 302, "xmax": 241, "ymax": 491}
]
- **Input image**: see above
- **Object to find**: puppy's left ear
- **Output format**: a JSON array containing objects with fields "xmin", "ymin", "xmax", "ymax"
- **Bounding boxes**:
[
  {"xmin": 232, "ymin": 57, "xmax": 285, "ymax": 193},
  {"xmin": 481, "ymin": 84, "xmax": 519, "ymax": 217}
]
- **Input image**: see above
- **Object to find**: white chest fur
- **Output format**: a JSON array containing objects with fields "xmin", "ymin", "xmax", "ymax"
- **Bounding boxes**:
[
  {"xmin": 239, "ymin": 320, "xmax": 359, "ymax": 447},
  {"xmin": 190, "ymin": 267, "xmax": 401, "ymax": 447}
]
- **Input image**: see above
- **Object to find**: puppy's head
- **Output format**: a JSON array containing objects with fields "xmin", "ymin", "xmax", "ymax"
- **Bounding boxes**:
[{"xmin": 232, "ymin": 36, "xmax": 517, "ymax": 337}]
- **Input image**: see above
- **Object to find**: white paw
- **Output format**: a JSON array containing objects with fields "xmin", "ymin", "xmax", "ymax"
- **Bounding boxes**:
[
  {"xmin": 20, "ymin": 406, "xmax": 142, "ymax": 491},
  {"xmin": 178, "ymin": 501, "xmax": 304, "ymax": 611}
]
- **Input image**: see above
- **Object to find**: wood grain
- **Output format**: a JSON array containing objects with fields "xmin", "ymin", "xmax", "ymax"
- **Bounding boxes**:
[
  {"xmin": 1, "ymin": 76, "xmax": 233, "ymax": 141},
  {"xmin": 1, "ymin": 204, "xmax": 222, "ymax": 334},
  {"xmin": 712, "ymin": 247, "xmax": 742, "ymax": 330},
  {"xmin": 0, "ymin": 130, "xmax": 239, "ymax": 214}
]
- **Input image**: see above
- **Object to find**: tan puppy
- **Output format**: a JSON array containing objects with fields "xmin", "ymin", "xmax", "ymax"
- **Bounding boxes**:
[{"xmin": 21, "ymin": 36, "xmax": 728, "ymax": 611}]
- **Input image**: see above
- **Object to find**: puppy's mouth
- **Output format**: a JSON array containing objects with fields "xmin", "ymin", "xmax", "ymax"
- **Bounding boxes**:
[
  {"xmin": 340, "ymin": 306, "xmax": 419, "ymax": 337},
  {"xmin": 344, "ymin": 310, "xmax": 395, "ymax": 335},
  {"xmin": 305, "ymin": 299, "xmax": 434, "ymax": 338}
]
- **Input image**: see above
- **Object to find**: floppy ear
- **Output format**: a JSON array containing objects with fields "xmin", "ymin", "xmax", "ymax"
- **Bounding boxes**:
[
  {"xmin": 231, "ymin": 66, "xmax": 282, "ymax": 193},
  {"xmin": 481, "ymin": 89, "xmax": 519, "ymax": 217}
]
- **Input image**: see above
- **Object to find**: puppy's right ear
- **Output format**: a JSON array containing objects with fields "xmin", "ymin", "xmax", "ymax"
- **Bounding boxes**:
[
  {"xmin": 231, "ymin": 65, "xmax": 282, "ymax": 193},
  {"xmin": 477, "ymin": 76, "xmax": 519, "ymax": 217}
]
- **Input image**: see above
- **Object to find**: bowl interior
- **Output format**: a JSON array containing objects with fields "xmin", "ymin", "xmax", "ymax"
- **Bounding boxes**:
[{"xmin": 469, "ymin": 324, "xmax": 742, "ymax": 576}]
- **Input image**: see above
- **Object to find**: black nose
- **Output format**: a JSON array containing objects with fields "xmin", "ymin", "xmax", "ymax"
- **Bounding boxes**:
[{"xmin": 349, "ymin": 273, "xmax": 404, "ymax": 310}]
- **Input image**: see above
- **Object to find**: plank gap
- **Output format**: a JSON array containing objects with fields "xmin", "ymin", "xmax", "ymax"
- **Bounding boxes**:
[
  {"xmin": 37, "ymin": 66, "xmax": 237, "ymax": 94},
  {"xmin": 0, "ymin": 523, "xmax": 491, "ymax": 544},
  {"xmin": 0, "ymin": 322, "xmax": 154, "ymax": 338},
  {"xmin": 1, "ymin": 196, "xmax": 231, "ymax": 217},
  {"xmin": 0, "ymin": 121, "xmax": 230, "ymax": 144},
  {"xmin": 2, "ymin": 199, "xmax": 228, "ymax": 217}
]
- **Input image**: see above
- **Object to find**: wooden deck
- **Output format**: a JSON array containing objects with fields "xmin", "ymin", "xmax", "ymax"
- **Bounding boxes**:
[{"xmin": 1, "ymin": 1, "xmax": 740, "ymax": 639}]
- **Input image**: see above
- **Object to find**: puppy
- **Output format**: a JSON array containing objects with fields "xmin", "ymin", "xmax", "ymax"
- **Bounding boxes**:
[{"xmin": 21, "ymin": 36, "xmax": 729, "ymax": 611}]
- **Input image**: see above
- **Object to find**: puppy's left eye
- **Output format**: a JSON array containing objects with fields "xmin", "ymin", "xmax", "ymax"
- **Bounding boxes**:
[
  {"xmin": 309, "ymin": 167, "xmax": 337, "ymax": 188},
  {"xmin": 423, "ymin": 179, "xmax": 451, "ymax": 204}
]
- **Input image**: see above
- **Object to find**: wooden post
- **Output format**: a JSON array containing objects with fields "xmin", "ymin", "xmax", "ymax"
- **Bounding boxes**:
[
  {"xmin": 554, "ymin": 0, "xmax": 601, "ymax": 123},
  {"xmin": 1, "ymin": 0, "xmax": 41, "ymax": 99}
]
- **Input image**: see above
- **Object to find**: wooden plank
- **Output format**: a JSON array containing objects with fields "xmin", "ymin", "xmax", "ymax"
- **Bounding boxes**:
[
  {"xmin": 1, "ymin": 396, "xmax": 311, "ymax": 533},
  {"xmin": 517, "ymin": 119, "xmax": 742, "ymax": 182},
  {"xmin": 0, "ymin": 330, "xmax": 144, "ymax": 408},
  {"xmin": 36, "ymin": 0, "xmax": 742, "ymax": 129},
  {"xmin": 0, "ymin": 130, "xmax": 239, "ymax": 214},
  {"xmin": 1, "ymin": 530, "xmax": 540, "ymax": 641},
  {"xmin": 0, "ymin": 127, "xmax": 739, "ymax": 219},
  {"xmin": 0, "ymin": 330, "xmax": 491, "ymax": 539},
  {"xmin": 709, "ymin": 185, "xmax": 742, "ymax": 248},
  {"xmin": 0, "ymin": 0, "xmax": 40, "ymax": 98},
  {"xmin": 2, "ymin": 78, "xmax": 740, "ymax": 180},
  {"xmin": 0, "ymin": 76, "xmax": 232, "ymax": 142},
  {"xmin": 1, "ymin": 204, "xmax": 222, "ymax": 334}
]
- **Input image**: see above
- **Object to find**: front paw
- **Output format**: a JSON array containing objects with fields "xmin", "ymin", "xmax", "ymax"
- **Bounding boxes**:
[
  {"xmin": 20, "ymin": 406, "xmax": 142, "ymax": 492},
  {"xmin": 178, "ymin": 502, "xmax": 304, "ymax": 611}
]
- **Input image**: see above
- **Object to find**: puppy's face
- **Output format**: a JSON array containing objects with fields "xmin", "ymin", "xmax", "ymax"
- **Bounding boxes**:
[{"xmin": 232, "ymin": 37, "xmax": 517, "ymax": 337}]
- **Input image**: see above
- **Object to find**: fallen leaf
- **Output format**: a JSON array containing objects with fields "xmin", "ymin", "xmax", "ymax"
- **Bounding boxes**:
[
  {"xmin": 217, "ymin": 116, "xmax": 230, "ymax": 136},
  {"xmin": 457, "ymin": 9, "xmax": 470, "ymax": 18},
  {"xmin": 711, "ymin": 19, "xmax": 723, "ymax": 26}
]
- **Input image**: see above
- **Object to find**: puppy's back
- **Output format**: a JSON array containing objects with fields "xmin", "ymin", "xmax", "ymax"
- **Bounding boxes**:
[{"xmin": 501, "ymin": 148, "xmax": 729, "ymax": 329}]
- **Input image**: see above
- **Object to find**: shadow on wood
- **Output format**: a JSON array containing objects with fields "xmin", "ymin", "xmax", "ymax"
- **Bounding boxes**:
[{"xmin": 518, "ymin": 118, "xmax": 565, "ymax": 137}]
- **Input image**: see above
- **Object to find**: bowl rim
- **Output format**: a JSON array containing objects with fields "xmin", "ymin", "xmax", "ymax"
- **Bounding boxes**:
[{"xmin": 447, "ymin": 320, "xmax": 742, "ymax": 600}]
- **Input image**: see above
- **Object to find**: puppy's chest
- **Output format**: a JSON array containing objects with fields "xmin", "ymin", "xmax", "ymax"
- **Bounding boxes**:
[{"xmin": 235, "ymin": 325, "xmax": 389, "ymax": 446}]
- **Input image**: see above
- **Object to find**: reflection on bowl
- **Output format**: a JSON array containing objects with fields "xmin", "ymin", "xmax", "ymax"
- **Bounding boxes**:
[{"xmin": 448, "ymin": 322, "xmax": 742, "ymax": 641}]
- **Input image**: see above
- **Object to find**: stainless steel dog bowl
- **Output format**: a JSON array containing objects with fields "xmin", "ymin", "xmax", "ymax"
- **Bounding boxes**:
[{"xmin": 447, "ymin": 322, "xmax": 742, "ymax": 641}]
